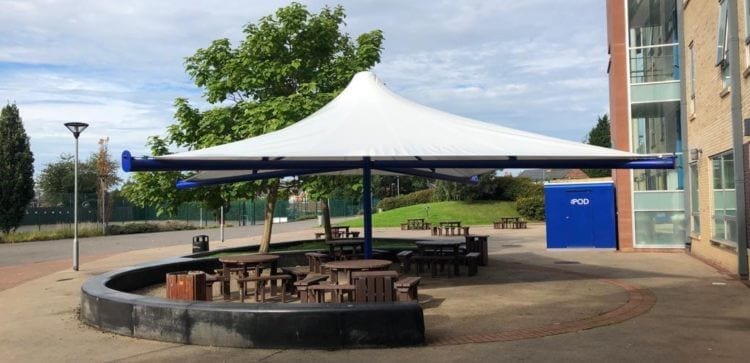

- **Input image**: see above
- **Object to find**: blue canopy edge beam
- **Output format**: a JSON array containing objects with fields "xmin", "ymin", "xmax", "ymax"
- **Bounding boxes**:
[
  {"xmin": 362, "ymin": 157, "xmax": 373, "ymax": 259},
  {"xmin": 376, "ymin": 167, "xmax": 477, "ymax": 185},
  {"xmin": 122, "ymin": 151, "xmax": 676, "ymax": 172},
  {"xmin": 175, "ymin": 168, "xmax": 354, "ymax": 189}
]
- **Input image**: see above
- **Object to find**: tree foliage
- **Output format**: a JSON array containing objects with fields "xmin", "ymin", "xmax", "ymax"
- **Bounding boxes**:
[
  {"xmin": 584, "ymin": 114, "xmax": 612, "ymax": 178},
  {"xmin": 38, "ymin": 154, "xmax": 97, "ymax": 206},
  {"xmin": 37, "ymin": 147, "xmax": 121, "ymax": 209},
  {"xmin": 96, "ymin": 138, "xmax": 121, "ymax": 232},
  {"xmin": 122, "ymin": 3, "xmax": 384, "ymax": 251},
  {"xmin": 434, "ymin": 175, "xmax": 542, "ymax": 202},
  {"xmin": 0, "ymin": 104, "xmax": 35, "ymax": 234},
  {"xmin": 371, "ymin": 175, "xmax": 430, "ymax": 199}
]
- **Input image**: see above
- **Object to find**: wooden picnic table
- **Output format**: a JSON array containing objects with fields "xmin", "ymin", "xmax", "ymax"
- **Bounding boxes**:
[
  {"xmin": 218, "ymin": 254, "xmax": 280, "ymax": 301},
  {"xmin": 314, "ymin": 226, "xmax": 361, "ymax": 240},
  {"xmin": 325, "ymin": 239, "xmax": 364, "ymax": 260},
  {"xmin": 401, "ymin": 218, "xmax": 431, "ymax": 230},
  {"xmin": 432, "ymin": 221, "xmax": 469, "ymax": 236},
  {"xmin": 414, "ymin": 240, "xmax": 463, "ymax": 276},
  {"xmin": 494, "ymin": 216, "xmax": 520, "ymax": 229},
  {"xmin": 323, "ymin": 259, "xmax": 392, "ymax": 284}
]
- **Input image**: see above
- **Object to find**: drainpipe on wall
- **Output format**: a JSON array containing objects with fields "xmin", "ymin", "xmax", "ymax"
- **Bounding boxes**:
[
  {"xmin": 727, "ymin": 0, "xmax": 749, "ymax": 279},
  {"xmin": 677, "ymin": 0, "xmax": 692, "ymax": 252}
]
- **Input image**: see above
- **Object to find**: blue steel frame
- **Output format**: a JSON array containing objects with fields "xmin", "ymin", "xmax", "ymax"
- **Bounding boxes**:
[{"xmin": 122, "ymin": 150, "xmax": 676, "ymax": 259}]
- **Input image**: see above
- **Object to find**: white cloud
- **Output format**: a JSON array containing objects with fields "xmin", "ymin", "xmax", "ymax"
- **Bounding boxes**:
[{"xmin": 0, "ymin": 0, "xmax": 611, "ymax": 180}]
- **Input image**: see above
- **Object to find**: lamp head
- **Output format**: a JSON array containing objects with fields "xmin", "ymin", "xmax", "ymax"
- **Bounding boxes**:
[{"xmin": 64, "ymin": 122, "xmax": 89, "ymax": 138}]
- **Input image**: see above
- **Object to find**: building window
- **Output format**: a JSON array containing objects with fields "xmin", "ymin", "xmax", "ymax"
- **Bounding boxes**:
[
  {"xmin": 689, "ymin": 42, "xmax": 696, "ymax": 114},
  {"xmin": 628, "ymin": 0, "xmax": 679, "ymax": 84},
  {"xmin": 711, "ymin": 151, "xmax": 736, "ymax": 243},
  {"xmin": 717, "ymin": 0, "xmax": 729, "ymax": 66},
  {"xmin": 631, "ymin": 101, "xmax": 683, "ymax": 191},
  {"xmin": 690, "ymin": 163, "xmax": 700, "ymax": 234},
  {"xmin": 628, "ymin": 0, "xmax": 678, "ymax": 47},
  {"xmin": 718, "ymin": 0, "xmax": 731, "ymax": 89}
]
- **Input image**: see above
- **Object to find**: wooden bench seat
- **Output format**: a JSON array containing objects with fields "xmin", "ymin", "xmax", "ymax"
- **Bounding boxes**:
[
  {"xmin": 307, "ymin": 283, "xmax": 356, "ymax": 303},
  {"xmin": 236, "ymin": 274, "xmax": 293, "ymax": 303},
  {"xmin": 204, "ymin": 274, "xmax": 223, "ymax": 300},
  {"xmin": 411, "ymin": 255, "xmax": 459, "ymax": 277},
  {"xmin": 395, "ymin": 276, "xmax": 421, "ymax": 302},
  {"xmin": 464, "ymin": 252, "xmax": 480, "ymax": 276},
  {"xmin": 294, "ymin": 274, "xmax": 330, "ymax": 302}
]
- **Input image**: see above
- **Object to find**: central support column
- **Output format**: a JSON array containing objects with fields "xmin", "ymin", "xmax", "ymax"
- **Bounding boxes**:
[{"xmin": 363, "ymin": 157, "xmax": 373, "ymax": 259}]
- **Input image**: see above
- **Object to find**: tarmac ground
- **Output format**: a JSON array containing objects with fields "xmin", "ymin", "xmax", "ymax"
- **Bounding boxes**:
[{"xmin": 0, "ymin": 223, "xmax": 748, "ymax": 362}]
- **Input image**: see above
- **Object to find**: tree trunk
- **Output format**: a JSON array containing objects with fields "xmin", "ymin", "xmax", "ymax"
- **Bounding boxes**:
[
  {"xmin": 322, "ymin": 198, "xmax": 333, "ymax": 240},
  {"xmin": 259, "ymin": 179, "xmax": 279, "ymax": 254}
]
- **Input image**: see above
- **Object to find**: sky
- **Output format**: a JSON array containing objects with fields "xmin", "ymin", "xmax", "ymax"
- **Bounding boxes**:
[{"xmin": 0, "ymin": 0, "xmax": 610, "ymax": 181}]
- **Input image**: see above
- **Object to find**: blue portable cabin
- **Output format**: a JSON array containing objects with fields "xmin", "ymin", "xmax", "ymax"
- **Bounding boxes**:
[{"xmin": 544, "ymin": 181, "xmax": 617, "ymax": 249}]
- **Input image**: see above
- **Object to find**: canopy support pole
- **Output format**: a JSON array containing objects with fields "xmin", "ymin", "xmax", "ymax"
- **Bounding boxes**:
[{"xmin": 363, "ymin": 157, "xmax": 373, "ymax": 259}]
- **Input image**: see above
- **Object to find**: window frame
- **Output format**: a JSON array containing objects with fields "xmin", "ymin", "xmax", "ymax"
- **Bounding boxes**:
[
  {"xmin": 689, "ymin": 162, "xmax": 700, "ymax": 234},
  {"xmin": 710, "ymin": 151, "xmax": 737, "ymax": 244},
  {"xmin": 689, "ymin": 41, "xmax": 696, "ymax": 115}
]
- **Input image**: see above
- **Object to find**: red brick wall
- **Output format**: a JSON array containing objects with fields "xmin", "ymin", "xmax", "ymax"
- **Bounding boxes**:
[{"xmin": 607, "ymin": 0, "xmax": 634, "ymax": 251}]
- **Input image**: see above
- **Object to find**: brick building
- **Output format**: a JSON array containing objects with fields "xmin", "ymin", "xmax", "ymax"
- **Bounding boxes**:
[{"xmin": 607, "ymin": 0, "xmax": 749, "ymax": 277}]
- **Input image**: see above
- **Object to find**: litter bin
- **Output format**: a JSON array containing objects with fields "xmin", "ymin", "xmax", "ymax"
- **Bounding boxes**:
[
  {"xmin": 192, "ymin": 235, "xmax": 209, "ymax": 253},
  {"xmin": 166, "ymin": 271, "xmax": 208, "ymax": 301}
]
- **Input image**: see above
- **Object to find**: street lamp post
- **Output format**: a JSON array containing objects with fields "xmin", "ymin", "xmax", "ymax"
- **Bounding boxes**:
[{"xmin": 65, "ymin": 122, "xmax": 88, "ymax": 271}]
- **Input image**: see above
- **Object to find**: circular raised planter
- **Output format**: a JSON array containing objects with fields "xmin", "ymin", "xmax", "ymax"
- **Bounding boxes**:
[{"xmin": 80, "ymin": 249, "xmax": 424, "ymax": 349}]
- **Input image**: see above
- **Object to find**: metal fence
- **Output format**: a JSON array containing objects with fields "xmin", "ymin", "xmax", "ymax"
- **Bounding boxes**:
[{"xmin": 22, "ymin": 194, "xmax": 369, "ymax": 228}]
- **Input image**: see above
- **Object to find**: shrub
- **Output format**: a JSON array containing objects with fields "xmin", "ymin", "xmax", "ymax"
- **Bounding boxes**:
[
  {"xmin": 434, "ymin": 175, "xmax": 544, "ymax": 202},
  {"xmin": 377, "ymin": 189, "xmax": 435, "ymax": 210},
  {"xmin": 516, "ymin": 196, "xmax": 545, "ymax": 221},
  {"xmin": 105, "ymin": 221, "xmax": 197, "ymax": 235}
]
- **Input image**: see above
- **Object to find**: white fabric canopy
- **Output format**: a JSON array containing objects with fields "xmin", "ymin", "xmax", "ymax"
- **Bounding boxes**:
[{"xmin": 152, "ymin": 71, "xmax": 667, "ymax": 183}]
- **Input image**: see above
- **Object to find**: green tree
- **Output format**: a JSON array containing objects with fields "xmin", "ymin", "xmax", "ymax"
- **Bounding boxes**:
[
  {"xmin": 302, "ymin": 176, "xmax": 362, "ymax": 240},
  {"xmin": 0, "ymin": 104, "xmax": 35, "ymax": 234},
  {"xmin": 584, "ymin": 114, "xmax": 612, "ymax": 178},
  {"xmin": 123, "ymin": 3, "xmax": 383, "ymax": 253},
  {"xmin": 37, "ymin": 154, "xmax": 98, "ymax": 206},
  {"xmin": 372, "ymin": 175, "xmax": 430, "ymax": 199},
  {"xmin": 95, "ymin": 138, "xmax": 121, "ymax": 233}
]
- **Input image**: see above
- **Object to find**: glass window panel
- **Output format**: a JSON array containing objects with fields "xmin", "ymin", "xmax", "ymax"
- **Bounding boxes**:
[
  {"xmin": 628, "ymin": 0, "xmax": 678, "ymax": 47},
  {"xmin": 722, "ymin": 153, "xmax": 734, "ymax": 188},
  {"xmin": 710, "ymin": 151, "xmax": 737, "ymax": 242},
  {"xmin": 633, "ymin": 169, "xmax": 682, "ymax": 190},
  {"xmin": 629, "ymin": 45, "xmax": 679, "ymax": 83},
  {"xmin": 689, "ymin": 44, "xmax": 696, "ymax": 99},
  {"xmin": 631, "ymin": 101, "xmax": 682, "ymax": 191},
  {"xmin": 633, "ymin": 191, "xmax": 685, "ymax": 210},
  {"xmin": 634, "ymin": 211, "xmax": 686, "ymax": 246},
  {"xmin": 712, "ymin": 157, "xmax": 722, "ymax": 188},
  {"xmin": 630, "ymin": 82, "xmax": 681, "ymax": 103},
  {"xmin": 690, "ymin": 164, "xmax": 699, "ymax": 210},
  {"xmin": 717, "ymin": 0, "xmax": 729, "ymax": 65},
  {"xmin": 713, "ymin": 215, "xmax": 725, "ymax": 239},
  {"xmin": 726, "ymin": 219, "xmax": 738, "ymax": 241},
  {"xmin": 689, "ymin": 164, "xmax": 700, "ymax": 234},
  {"xmin": 723, "ymin": 190, "xmax": 736, "ymax": 214}
]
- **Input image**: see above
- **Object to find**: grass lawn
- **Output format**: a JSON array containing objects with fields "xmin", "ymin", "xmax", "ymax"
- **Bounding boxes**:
[{"xmin": 340, "ymin": 200, "xmax": 520, "ymax": 228}]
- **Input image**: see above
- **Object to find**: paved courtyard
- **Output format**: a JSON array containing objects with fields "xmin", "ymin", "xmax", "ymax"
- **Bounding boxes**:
[{"xmin": 0, "ymin": 224, "xmax": 748, "ymax": 362}]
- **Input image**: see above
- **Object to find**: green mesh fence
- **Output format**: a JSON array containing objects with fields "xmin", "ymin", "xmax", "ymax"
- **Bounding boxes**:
[{"xmin": 21, "ymin": 194, "xmax": 368, "ymax": 227}]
